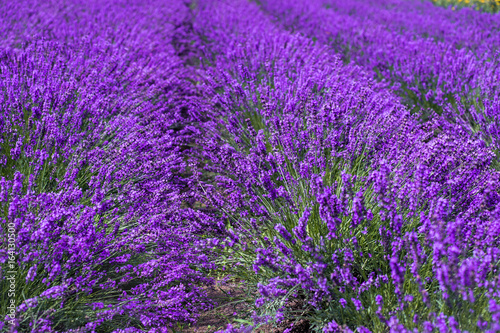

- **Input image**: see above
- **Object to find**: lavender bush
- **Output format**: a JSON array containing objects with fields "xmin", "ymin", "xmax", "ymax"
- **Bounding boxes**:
[
  {"xmin": 0, "ymin": 0, "xmax": 219, "ymax": 331},
  {"xmin": 191, "ymin": 0, "xmax": 500, "ymax": 331},
  {"xmin": 259, "ymin": 0, "xmax": 500, "ymax": 157}
]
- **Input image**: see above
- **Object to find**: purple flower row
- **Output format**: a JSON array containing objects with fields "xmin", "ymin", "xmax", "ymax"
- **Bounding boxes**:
[
  {"xmin": 259, "ymin": 0, "xmax": 500, "ymax": 150},
  {"xmin": 0, "ymin": 0, "xmax": 221, "ymax": 331},
  {"xmin": 190, "ymin": 0, "xmax": 500, "ymax": 331}
]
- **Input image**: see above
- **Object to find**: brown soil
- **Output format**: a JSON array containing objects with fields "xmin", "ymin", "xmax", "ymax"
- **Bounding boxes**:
[
  {"xmin": 175, "ymin": 279, "xmax": 256, "ymax": 332},
  {"xmin": 256, "ymin": 318, "xmax": 311, "ymax": 333},
  {"xmin": 174, "ymin": 280, "xmax": 313, "ymax": 333}
]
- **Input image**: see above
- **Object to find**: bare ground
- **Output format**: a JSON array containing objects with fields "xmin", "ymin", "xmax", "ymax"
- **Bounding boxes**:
[{"xmin": 173, "ymin": 279, "xmax": 313, "ymax": 333}]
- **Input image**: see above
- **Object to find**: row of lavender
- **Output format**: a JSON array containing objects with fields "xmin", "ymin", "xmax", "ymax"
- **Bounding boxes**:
[
  {"xmin": 190, "ymin": 0, "xmax": 500, "ymax": 332},
  {"xmin": 259, "ymin": 0, "xmax": 500, "ymax": 154},
  {"xmin": 0, "ymin": 0, "xmax": 223, "ymax": 331}
]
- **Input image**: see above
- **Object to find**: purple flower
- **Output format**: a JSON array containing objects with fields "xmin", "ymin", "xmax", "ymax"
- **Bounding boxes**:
[
  {"xmin": 294, "ymin": 207, "xmax": 311, "ymax": 243},
  {"xmin": 323, "ymin": 320, "xmax": 339, "ymax": 333},
  {"xmin": 275, "ymin": 223, "xmax": 295, "ymax": 244},
  {"xmin": 351, "ymin": 298, "xmax": 363, "ymax": 311},
  {"xmin": 339, "ymin": 298, "xmax": 347, "ymax": 308}
]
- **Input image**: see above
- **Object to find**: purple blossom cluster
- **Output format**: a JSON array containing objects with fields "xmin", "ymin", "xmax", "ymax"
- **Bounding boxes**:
[{"xmin": 1, "ymin": 0, "xmax": 500, "ymax": 332}]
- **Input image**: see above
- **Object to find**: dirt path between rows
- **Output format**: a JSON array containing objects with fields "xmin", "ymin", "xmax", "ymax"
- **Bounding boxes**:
[{"xmin": 173, "ymin": 279, "xmax": 312, "ymax": 333}]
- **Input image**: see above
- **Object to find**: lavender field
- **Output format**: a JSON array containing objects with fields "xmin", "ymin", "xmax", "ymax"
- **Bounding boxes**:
[{"xmin": 1, "ymin": 0, "xmax": 500, "ymax": 332}]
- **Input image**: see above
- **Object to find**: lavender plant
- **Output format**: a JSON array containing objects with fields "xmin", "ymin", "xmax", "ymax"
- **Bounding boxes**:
[
  {"xmin": 259, "ymin": 0, "xmax": 500, "ymax": 157},
  {"xmin": 191, "ymin": 0, "xmax": 500, "ymax": 331},
  {"xmin": 0, "ymin": 0, "xmax": 219, "ymax": 331}
]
